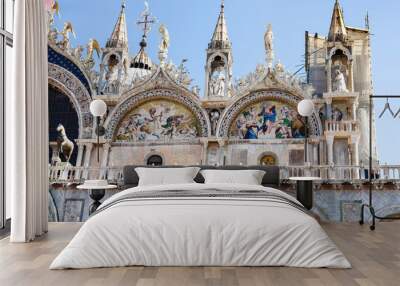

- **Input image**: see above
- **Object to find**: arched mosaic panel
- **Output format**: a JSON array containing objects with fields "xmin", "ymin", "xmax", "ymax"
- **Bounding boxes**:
[
  {"xmin": 106, "ymin": 89, "xmax": 209, "ymax": 140},
  {"xmin": 229, "ymin": 100, "xmax": 305, "ymax": 139},
  {"xmin": 218, "ymin": 90, "xmax": 322, "ymax": 138},
  {"xmin": 114, "ymin": 99, "xmax": 201, "ymax": 142}
]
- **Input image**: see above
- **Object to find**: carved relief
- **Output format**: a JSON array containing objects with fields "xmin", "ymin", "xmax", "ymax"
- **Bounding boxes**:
[{"xmin": 48, "ymin": 63, "xmax": 93, "ymax": 138}]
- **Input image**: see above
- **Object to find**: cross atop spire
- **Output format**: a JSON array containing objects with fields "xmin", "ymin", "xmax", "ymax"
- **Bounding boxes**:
[
  {"xmin": 209, "ymin": 0, "xmax": 231, "ymax": 49},
  {"xmin": 132, "ymin": 1, "xmax": 156, "ymax": 71},
  {"xmin": 106, "ymin": 0, "xmax": 129, "ymax": 49},
  {"xmin": 136, "ymin": 1, "xmax": 157, "ymax": 43},
  {"xmin": 328, "ymin": 0, "xmax": 347, "ymax": 42}
]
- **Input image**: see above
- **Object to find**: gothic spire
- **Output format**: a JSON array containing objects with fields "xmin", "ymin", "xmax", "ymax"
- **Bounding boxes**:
[
  {"xmin": 106, "ymin": 1, "xmax": 129, "ymax": 49},
  {"xmin": 209, "ymin": 0, "xmax": 231, "ymax": 49},
  {"xmin": 328, "ymin": 0, "xmax": 347, "ymax": 42}
]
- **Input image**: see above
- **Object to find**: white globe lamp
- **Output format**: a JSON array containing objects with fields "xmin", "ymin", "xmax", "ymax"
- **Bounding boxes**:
[
  {"xmin": 297, "ymin": 99, "xmax": 314, "ymax": 117},
  {"xmin": 90, "ymin": 99, "xmax": 107, "ymax": 162},
  {"xmin": 297, "ymin": 99, "xmax": 315, "ymax": 164},
  {"xmin": 90, "ymin": 99, "xmax": 107, "ymax": 117}
]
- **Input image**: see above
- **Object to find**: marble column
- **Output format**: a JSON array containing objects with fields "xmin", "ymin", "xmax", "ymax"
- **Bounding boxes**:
[
  {"xmin": 74, "ymin": 143, "xmax": 85, "ymax": 180},
  {"xmin": 217, "ymin": 139, "xmax": 227, "ymax": 166},
  {"xmin": 82, "ymin": 143, "xmax": 93, "ymax": 180},
  {"xmin": 351, "ymin": 136, "xmax": 360, "ymax": 179},
  {"xmin": 200, "ymin": 139, "xmax": 208, "ymax": 166},
  {"xmin": 327, "ymin": 59, "xmax": 332, "ymax": 93},
  {"xmin": 100, "ymin": 143, "xmax": 111, "ymax": 179},
  {"xmin": 312, "ymin": 141, "xmax": 319, "ymax": 165},
  {"xmin": 49, "ymin": 142, "xmax": 61, "ymax": 166},
  {"xmin": 352, "ymin": 101, "xmax": 358, "ymax": 121},
  {"xmin": 349, "ymin": 60, "xmax": 354, "ymax": 92},
  {"xmin": 326, "ymin": 99, "xmax": 333, "ymax": 121},
  {"xmin": 326, "ymin": 136, "xmax": 335, "ymax": 179}
]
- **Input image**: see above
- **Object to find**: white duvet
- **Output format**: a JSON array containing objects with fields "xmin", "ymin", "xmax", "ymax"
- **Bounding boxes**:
[{"xmin": 50, "ymin": 183, "xmax": 351, "ymax": 269}]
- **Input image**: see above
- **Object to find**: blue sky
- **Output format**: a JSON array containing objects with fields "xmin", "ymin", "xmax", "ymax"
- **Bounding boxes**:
[{"xmin": 55, "ymin": 0, "xmax": 400, "ymax": 164}]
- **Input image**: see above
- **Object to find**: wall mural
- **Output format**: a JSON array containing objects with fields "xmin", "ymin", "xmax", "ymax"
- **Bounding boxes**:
[
  {"xmin": 115, "ymin": 99, "xmax": 200, "ymax": 142},
  {"xmin": 229, "ymin": 100, "xmax": 306, "ymax": 139}
]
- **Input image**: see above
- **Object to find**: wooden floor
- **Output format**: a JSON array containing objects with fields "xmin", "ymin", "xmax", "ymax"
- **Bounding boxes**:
[{"xmin": 1, "ymin": 222, "xmax": 399, "ymax": 286}]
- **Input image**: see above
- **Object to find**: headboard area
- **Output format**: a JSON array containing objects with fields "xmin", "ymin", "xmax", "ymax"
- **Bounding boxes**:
[{"xmin": 122, "ymin": 165, "xmax": 280, "ymax": 189}]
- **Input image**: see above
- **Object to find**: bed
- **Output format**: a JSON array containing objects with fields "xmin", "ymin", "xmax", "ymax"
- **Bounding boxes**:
[{"xmin": 50, "ymin": 166, "xmax": 351, "ymax": 269}]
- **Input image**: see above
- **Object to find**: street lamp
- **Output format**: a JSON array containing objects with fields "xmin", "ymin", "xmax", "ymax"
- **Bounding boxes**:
[
  {"xmin": 297, "ymin": 99, "xmax": 315, "ymax": 163},
  {"xmin": 90, "ymin": 99, "xmax": 107, "ymax": 162}
]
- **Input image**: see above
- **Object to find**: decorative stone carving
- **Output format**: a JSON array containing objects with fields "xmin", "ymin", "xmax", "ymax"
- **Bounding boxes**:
[
  {"xmin": 57, "ymin": 22, "xmax": 75, "ymax": 52},
  {"xmin": 232, "ymin": 63, "xmax": 314, "ymax": 99},
  {"xmin": 164, "ymin": 60, "xmax": 193, "ymax": 89},
  {"xmin": 48, "ymin": 63, "xmax": 93, "ymax": 138}
]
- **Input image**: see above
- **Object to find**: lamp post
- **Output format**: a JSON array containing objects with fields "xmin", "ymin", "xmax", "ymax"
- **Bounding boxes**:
[
  {"xmin": 297, "ymin": 99, "xmax": 315, "ymax": 164},
  {"xmin": 90, "ymin": 99, "xmax": 107, "ymax": 162}
]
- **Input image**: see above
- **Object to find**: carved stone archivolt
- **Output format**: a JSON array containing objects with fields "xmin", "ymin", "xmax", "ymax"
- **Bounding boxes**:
[
  {"xmin": 217, "ymin": 89, "xmax": 323, "ymax": 138},
  {"xmin": 48, "ymin": 63, "xmax": 93, "ymax": 138},
  {"xmin": 105, "ymin": 88, "xmax": 210, "ymax": 140}
]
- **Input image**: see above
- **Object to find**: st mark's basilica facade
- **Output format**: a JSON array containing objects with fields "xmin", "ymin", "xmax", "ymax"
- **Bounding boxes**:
[{"xmin": 47, "ymin": 0, "xmax": 376, "ymax": 175}]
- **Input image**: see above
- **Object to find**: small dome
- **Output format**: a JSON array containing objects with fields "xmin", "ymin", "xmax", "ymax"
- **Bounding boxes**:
[{"xmin": 131, "ymin": 40, "xmax": 153, "ymax": 70}]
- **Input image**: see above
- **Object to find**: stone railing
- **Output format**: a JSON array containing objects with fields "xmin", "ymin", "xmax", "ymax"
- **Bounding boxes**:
[
  {"xmin": 325, "ymin": 120, "xmax": 359, "ymax": 134},
  {"xmin": 48, "ymin": 164, "xmax": 400, "ymax": 186},
  {"xmin": 281, "ymin": 164, "xmax": 400, "ymax": 182},
  {"xmin": 49, "ymin": 166, "xmax": 124, "ymax": 185}
]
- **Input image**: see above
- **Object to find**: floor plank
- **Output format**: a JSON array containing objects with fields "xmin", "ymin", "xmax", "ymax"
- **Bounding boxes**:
[{"xmin": 0, "ymin": 222, "xmax": 399, "ymax": 286}]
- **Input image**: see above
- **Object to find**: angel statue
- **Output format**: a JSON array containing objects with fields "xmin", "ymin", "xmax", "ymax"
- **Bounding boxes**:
[
  {"xmin": 264, "ymin": 24, "xmax": 274, "ymax": 68},
  {"xmin": 158, "ymin": 24, "xmax": 170, "ymax": 64},
  {"xmin": 46, "ymin": 0, "xmax": 59, "ymax": 28},
  {"xmin": 72, "ymin": 45, "xmax": 84, "ymax": 61},
  {"xmin": 58, "ymin": 21, "xmax": 75, "ymax": 51},
  {"xmin": 83, "ymin": 38, "xmax": 101, "ymax": 70}
]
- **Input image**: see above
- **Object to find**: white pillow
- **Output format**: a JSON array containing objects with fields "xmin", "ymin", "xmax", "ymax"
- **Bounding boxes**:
[
  {"xmin": 200, "ymin": 169, "xmax": 265, "ymax": 185},
  {"xmin": 135, "ymin": 167, "xmax": 201, "ymax": 186}
]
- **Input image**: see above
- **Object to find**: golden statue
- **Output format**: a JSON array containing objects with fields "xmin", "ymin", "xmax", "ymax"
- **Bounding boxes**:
[
  {"xmin": 83, "ymin": 39, "xmax": 101, "ymax": 70},
  {"xmin": 58, "ymin": 21, "xmax": 75, "ymax": 51},
  {"xmin": 47, "ymin": 0, "xmax": 59, "ymax": 27},
  {"xmin": 86, "ymin": 39, "xmax": 101, "ymax": 60}
]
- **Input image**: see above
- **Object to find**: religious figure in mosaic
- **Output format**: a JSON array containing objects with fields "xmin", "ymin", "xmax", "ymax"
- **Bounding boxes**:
[
  {"xmin": 115, "ymin": 100, "xmax": 200, "ymax": 142},
  {"xmin": 230, "ymin": 101, "xmax": 305, "ymax": 140}
]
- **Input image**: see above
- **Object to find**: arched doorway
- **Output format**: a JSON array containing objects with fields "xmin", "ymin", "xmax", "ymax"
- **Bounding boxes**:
[
  {"xmin": 259, "ymin": 153, "xmax": 278, "ymax": 166},
  {"xmin": 48, "ymin": 85, "xmax": 79, "ymax": 165},
  {"xmin": 146, "ymin": 155, "xmax": 163, "ymax": 166}
]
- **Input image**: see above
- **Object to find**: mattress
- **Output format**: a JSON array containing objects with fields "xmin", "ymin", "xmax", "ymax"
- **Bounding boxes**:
[{"xmin": 50, "ymin": 183, "xmax": 351, "ymax": 269}]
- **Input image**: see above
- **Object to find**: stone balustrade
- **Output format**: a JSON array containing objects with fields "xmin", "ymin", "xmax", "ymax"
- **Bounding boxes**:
[
  {"xmin": 325, "ymin": 120, "xmax": 359, "ymax": 134},
  {"xmin": 49, "ymin": 165, "xmax": 124, "ymax": 185},
  {"xmin": 48, "ymin": 164, "xmax": 400, "ymax": 186}
]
